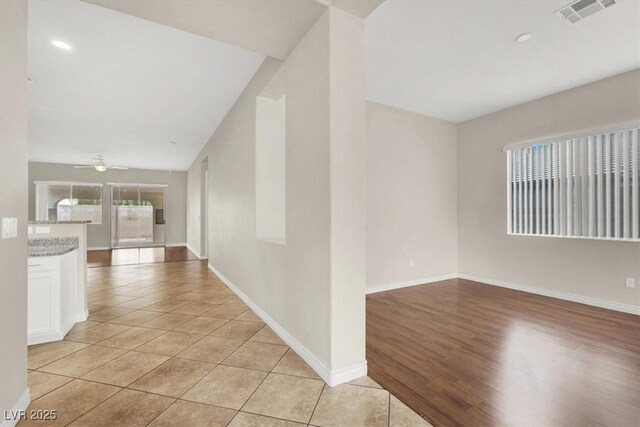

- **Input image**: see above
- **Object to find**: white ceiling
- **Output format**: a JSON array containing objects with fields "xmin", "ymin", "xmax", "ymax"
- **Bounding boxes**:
[
  {"xmin": 365, "ymin": 0, "xmax": 640, "ymax": 123},
  {"xmin": 28, "ymin": 0, "xmax": 265, "ymax": 171}
]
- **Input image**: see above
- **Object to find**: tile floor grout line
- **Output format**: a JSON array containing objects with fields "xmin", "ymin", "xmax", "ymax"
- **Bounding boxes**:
[
  {"xmin": 307, "ymin": 382, "xmax": 327, "ymax": 425},
  {"xmin": 64, "ymin": 326, "xmax": 135, "ymax": 346},
  {"xmin": 43, "ymin": 381, "xmax": 123, "ymax": 426},
  {"xmin": 142, "ymin": 401, "xmax": 175, "ymax": 427},
  {"xmin": 25, "ymin": 373, "xmax": 74, "ymax": 404},
  {"xmin": 154, "ymin": 315, "xmax": 271, "ymax": 415},
  {"xmin": 30, "ymin": 342, "xmax": 95, "ymax": 371},
  {"xmin": 36, "ymin": 345, "xmax": 132, "ymax": 380},
  {"xmin": 239, "ymin": 408, "xmax": 314, "ymax": 425},
  {"xmin": 388, "ymin": 387, "xmax": 391, "ymax": 427},
  {"xmin": 235, "ymin": 343, "xmax": 291, "ymax": 415},
  {"xmin": 124, "ymin": 356, "xmax": 217, "ymax": 400}
]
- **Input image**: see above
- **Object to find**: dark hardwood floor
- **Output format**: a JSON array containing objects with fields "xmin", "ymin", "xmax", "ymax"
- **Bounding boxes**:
[
  {"xmin": 366, "ymin": 278, "xmax": 640, "ymax": 427},
  {"xmin": 87, "ymin": 246, "xmax": 199, "ymax": 267}
]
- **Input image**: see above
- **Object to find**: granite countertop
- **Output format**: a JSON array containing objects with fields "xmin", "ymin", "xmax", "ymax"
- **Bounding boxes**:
[
  {"xmin": 28, "ymin": 220, "xmax": 91, "ymax": 224},
  {"xmin": 28, "ymin": 237, "xmax": 79, "ymax": 257}
]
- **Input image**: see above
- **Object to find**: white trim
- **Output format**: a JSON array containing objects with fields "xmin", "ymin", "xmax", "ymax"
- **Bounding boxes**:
[
  {"xmin": 165, "ymin": 242, "xmax": 187, "ymax": 247},
  {"xmin": 503, "ymin": 121, "xmax": 640, "ymax": 152},
  {"xmin": 366, "ymin": 272, "xmax": 639, "ymax": 316},
  {"xmin": 34, "ymin": 181, "xmax": 103, "ymax": 186},
  {"xmin": 457, "ymin": 273, "xmax": 640, "ymax": 316},
  {"xmin": 327, "ymin": 361, "xmax": 368, "ymax": 386},
  {"xmin": 507, "ymin": 232, "xmax": 640, "ymax": 243},
  {"xmin": 28, "ymin": 330, "xmax": 65, "ymax": 346},
  {"xmin": 1, "ymin": 389, "xmax": 31, "ymax": 427},
  {"xmin": 208, "ymin": 263, "xmax": 367, "ymax": 386},
  {"xmin": 76, "ymin": 308, "xmax": 89, "ymax": 322},
  {"xmin": 87, "ymin": 246, "xmax": 110, "ymax": 251},
  {"xmin": 365, "ymin": 273, "xmax": 458, "ymax": 295},
  {"xmin": 185, "ymin": 242, "xmax": 206, "ymax": 259},
  {"xmin": 107, "ymin": 182, "xmax": 169, "ymax": 188}
]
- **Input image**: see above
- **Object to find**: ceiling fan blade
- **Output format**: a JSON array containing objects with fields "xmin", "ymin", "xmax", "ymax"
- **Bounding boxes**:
[
  {"xmin": 74, "ymin": 165, "xmax": 95, "ymax": 168},
  {"xmin": 108, "ymin": 166, "xmax": 129, "ymax": 170}
]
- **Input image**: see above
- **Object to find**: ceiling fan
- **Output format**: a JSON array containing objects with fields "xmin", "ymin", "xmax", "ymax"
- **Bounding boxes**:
[{"xmin": 73, "ymin": 155, "xmax": 128, "ymax": 172}]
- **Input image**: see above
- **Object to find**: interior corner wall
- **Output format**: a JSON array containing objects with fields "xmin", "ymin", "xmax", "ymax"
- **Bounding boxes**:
[
  {"xmin": 0, "ymin": 0, "xmax": 29, "ymax": 418},
  {"xmin": 457, "ymin": 69, "xmax": 640, "ymax": 308},
  {"xmin": 27, "ymin": 163, "xmax": 188, "ymax": 248},
  {"xmin": 365, "ymin": 101, "xmax": 458, "ymax": 291},
  {"xmin": 188, "ymin": 11, "xmax": 334, "ymax": 371}
]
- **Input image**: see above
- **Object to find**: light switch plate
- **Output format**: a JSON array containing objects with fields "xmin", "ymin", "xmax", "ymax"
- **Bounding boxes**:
[{"xmin": 1, "ymin": 217, "xmax": 18, "ymax": 239}]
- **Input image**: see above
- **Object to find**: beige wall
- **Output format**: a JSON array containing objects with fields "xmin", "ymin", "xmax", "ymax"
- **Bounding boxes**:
[
  {"xmin": 366, "ymin": 102, "xmax": 458, "ymax": 290},
  {"xmin": 28, "ymin": 162, "xmax": 187, "ymax": 248},
  {"xmin": 187, "ymin": 7, "xmax": 366, "ymax": 378},
  {"xmin": 328, "ymin": 7, "xmax": 366, "ymax": 370},
  {"xmin": 1, "ymin": 0, "xmax": 29, "ymax": 416},
  {"xmin": 458, "ymin": 69, "xmax": 640, "ymax": 307}
]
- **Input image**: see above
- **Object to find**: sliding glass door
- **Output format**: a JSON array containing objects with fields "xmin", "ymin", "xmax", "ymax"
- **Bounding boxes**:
[{"xmin": 111, "ymin": 184, "xmax": 166, "ymax": 248}]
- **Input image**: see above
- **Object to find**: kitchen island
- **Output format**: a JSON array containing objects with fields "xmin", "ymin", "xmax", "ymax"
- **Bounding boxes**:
[
  {"xmin": 28, "ymin": 220, "xmax": 89, "ymax": 321},
  {"xmin": 28, "ymin": 237, "xmax": 83, "ymax": 345}
]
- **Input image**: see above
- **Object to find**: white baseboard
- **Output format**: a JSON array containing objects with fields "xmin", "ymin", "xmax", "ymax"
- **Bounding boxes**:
[
  {"xmin": 458, "ymin": 273, "xmax": 640, "ymax": 316},
  {"xmin": 165, "ymin": 242, "xmax": 188, "ymax": 247},
  {"xmin": 327, "ymin": 361, "xmax": 368, "ymax": 386},
  {"xmin": 28, "ymin": 330, "xmax": 64, "ymax": 346},
  {"xmin": 87, "ymin": 246, "xmax": 110, "ymax": 251},
  {"xmin": 1, "ymin": 388, "xmax": 30, "ymax": 427},
  {"xmin": 207, "ymin": 263, "xmax": 367, "ymax": 386},
  {"xmin": 76, "ymin": 308, "xmax": 89, "ymax": 322},
  {"xmin": 367, "ymin": 272, "xmax": 638, "ymax": 316},
  {"xmin": 366, "ymin": 273, "xmax": 458, "ymax": 295},
  {"xmin": 186, "ymin": 243, "xmax": 207, "ymax": 260}
]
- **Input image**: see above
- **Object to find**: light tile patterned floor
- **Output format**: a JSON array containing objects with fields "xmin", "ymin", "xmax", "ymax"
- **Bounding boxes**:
[{"xmin": 23, "ymin": 260, "xmax": 432, "ymax": 426}]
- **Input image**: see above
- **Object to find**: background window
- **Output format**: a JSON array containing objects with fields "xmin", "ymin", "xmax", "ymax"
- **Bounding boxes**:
[
  {"xmin": 36, "ymin": 182, "xmax": 103, "ymax": 224},
  {"xmin": 506, "ymin": 125, "xmax": 639, "ymax": 241}
]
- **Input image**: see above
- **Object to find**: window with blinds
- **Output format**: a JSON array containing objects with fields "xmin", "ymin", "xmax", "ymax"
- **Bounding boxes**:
[{"xmin": 506, "ymin": 124, "xmax": 640, "ymax": 241}]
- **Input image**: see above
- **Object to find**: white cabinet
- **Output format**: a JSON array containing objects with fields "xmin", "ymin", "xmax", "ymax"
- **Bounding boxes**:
[{"xmin": 28, "ymin": 251, "xmax": 77, "ymax": 345}]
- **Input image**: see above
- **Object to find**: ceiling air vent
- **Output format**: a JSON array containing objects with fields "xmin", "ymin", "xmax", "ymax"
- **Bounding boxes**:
[{"xmin": 555, "ymin": 0, "xmax": 616, "ymax": 24}]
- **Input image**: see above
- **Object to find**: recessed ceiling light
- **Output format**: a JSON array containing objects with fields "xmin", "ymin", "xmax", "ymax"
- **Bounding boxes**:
[
  {"xmin": 515, "ymin": 33, "xmax": 532, "ymax": 42},
  {"xmin": 169, "ymin": 141, "xmax": 177, "ymax": 145},
  {"xmin": 51, "ymin": 40, "xmax": 72, "ymax": 50}
]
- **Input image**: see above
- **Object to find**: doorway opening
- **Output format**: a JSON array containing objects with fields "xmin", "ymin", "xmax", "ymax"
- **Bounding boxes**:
[{"xmin": 200, "ymin": 156, "xmax": 209, "ymax": 258}]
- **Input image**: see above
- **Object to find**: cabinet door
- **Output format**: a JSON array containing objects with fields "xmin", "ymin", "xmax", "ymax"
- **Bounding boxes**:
[{"xmin": 28, "ymin": 271, "xmax": 60, "ymax": 335}]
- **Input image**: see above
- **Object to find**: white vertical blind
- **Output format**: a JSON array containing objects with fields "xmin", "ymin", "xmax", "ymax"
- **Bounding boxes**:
[
  {"xmin": 622, "ymin": 131, "xmax": 630, "ymax": 238},
  {"xmin": 587, "ymin": 136, "xmax": 595, "ymax": 237},
  {"xmin": 507, "ymin": 150, "xmax": 512, "ymax": 234},
  {"xmin": 566, "ymin": 140, "xmax": 573, "ymax": 236},
  {"xmin": 614, "ymin": 133, "xmax": 621, "ymax": 238},
  {"xmin": 558, "ymin": 141, "xmax": 565, "ymax": 236},
  {"xmin": 596, "ymin": 135, "xmax": 604, "ymax": 237},
  {"xmin": 506, "ymin": 124, "xmax": 640, "ymax": 242},
  {"xmin": 605, "ymin": 134, "xmax": 612, "ymax": 238},
  {"xmin": 633, "ymin": 129, "xmax": 639, "ymax": 239}
]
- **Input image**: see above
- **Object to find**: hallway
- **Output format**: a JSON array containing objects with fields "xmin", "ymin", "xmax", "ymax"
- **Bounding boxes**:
[{"xmin": 24, "ymin": 261, "xmax": 429, "ymax": 426}]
